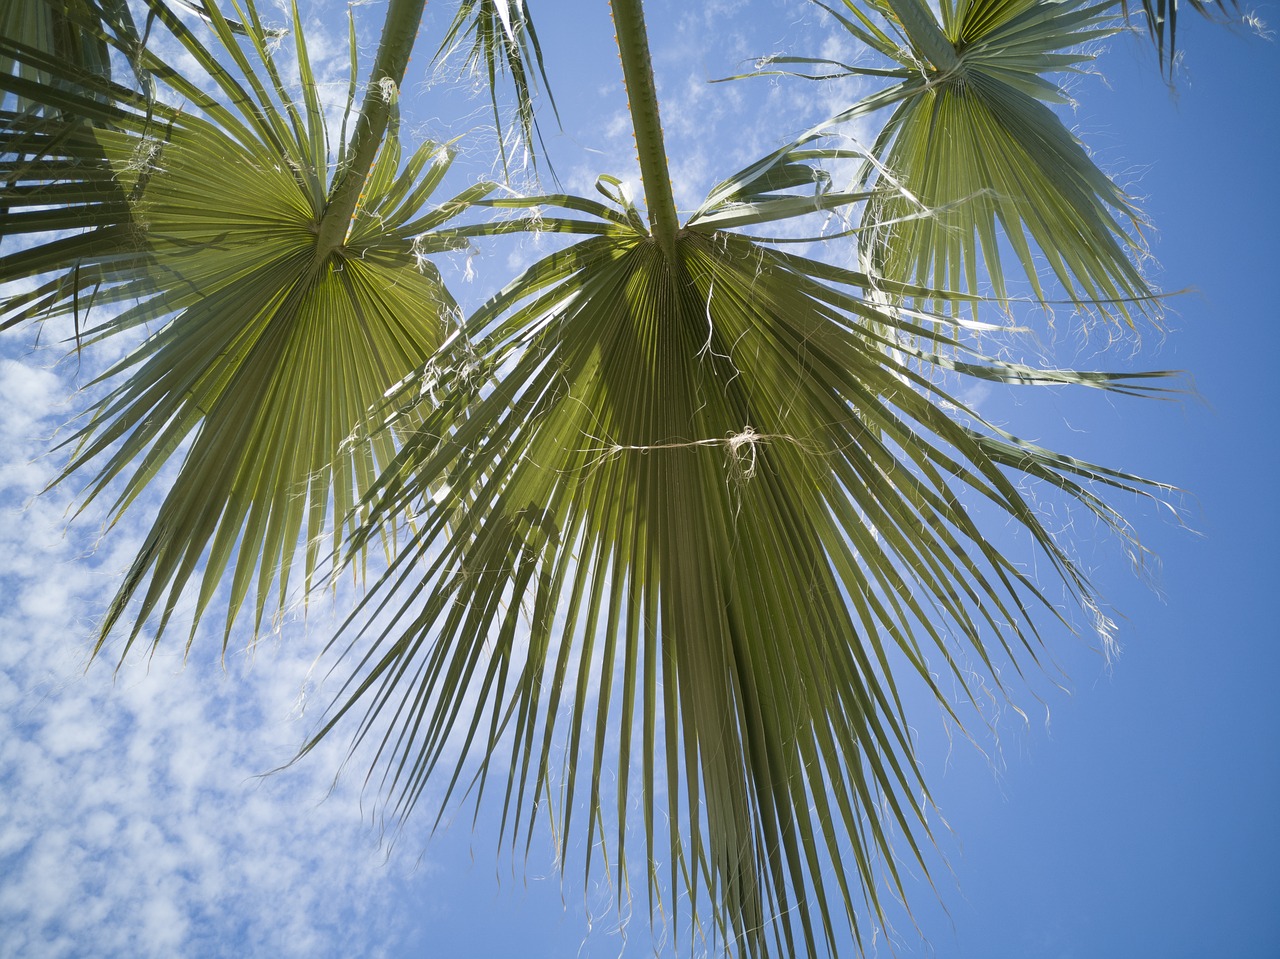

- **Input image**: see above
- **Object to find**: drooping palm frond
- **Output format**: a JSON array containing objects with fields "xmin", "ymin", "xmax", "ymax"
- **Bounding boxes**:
[
  {"xmin": 302, "ymin": 171, "xmax": 1176, "ymax": 955},
  {"xmin": 2, "ymin": 0, "xmax": 1193, "ymax": 954},
  {"xmin": 0, "ymin": 0, "xmax": 474, "ymax": 652},
  {"xmin": 1124, "ymin": 0, "xmax": 1235, "ymax": 72},
  {"xmin": 789, "ymin": 0, "xmax": 1157, "ymax": 322},
  {"xmin": 435, "ymin": 0, "xmax": 558, "ymax": 177},
  {"xmin": 289, "ymin": 4, "xmax": 1178, "ymax": 953}
]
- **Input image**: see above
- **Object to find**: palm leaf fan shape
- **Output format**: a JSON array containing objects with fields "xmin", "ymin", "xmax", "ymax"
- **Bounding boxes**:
[
  {"xmin": 307, "ymin": 170, "xmax": 1175, "ymax": 956},
  {"xmin": 803, "ymin": 0, "xmax": 1155, "ymax": 321},
  {"xmin": 0, "ymin": 0, "xmax": 480, "ymax": 652}
]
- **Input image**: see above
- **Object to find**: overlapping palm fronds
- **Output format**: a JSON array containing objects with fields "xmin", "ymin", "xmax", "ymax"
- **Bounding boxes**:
[
  {"xmin": 0, "ymin": 0, "xmax": 478, "ymax": 651},
  {"xmin": 289, "ymin": 1, "xmax": 1180, "ymax": 953},
  {"xmin": 1, "ymin": 0, "xmax": 141, "ymax": 99},
  {"xmin": 307, "ymin": 166, "xmax": 1174, "ymax": 954},
  {"xmin": 1, "ymin": 1, "xmax": 1196, "ymax": 955}
]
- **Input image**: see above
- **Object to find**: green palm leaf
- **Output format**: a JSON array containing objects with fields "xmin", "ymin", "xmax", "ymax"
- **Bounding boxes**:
[
  {"xmin": 2, "ymin": 2, "xmax": 1194, "ymax": 954},
  {"xmin": 1, "ymin": 0, "xmax": 471, "ymax": 651},
  {"xmin": 0, "ymin": 0, "xmax": 142, "ymax": 100},
  {"xmin": 307, "ymin": 181, "xmax": 1174, "ymax": 954},
  {"xmin": 801, "ymin": 0, "xmax": 1156, "ymax": 321}
]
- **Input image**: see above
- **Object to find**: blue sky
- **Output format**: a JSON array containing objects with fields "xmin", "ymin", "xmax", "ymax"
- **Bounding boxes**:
[{"xmin": 2, "ymin": 1, "xmax": 1278, "ymax": 957}]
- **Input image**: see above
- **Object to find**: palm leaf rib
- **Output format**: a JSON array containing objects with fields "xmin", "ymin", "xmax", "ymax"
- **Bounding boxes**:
[
  {"xmin": 609, "ymin": 0, "xmax": 680, "ymax": 256},
  {"xmin": 316, "ymin": 0, "xmax": 427, "ymax": 256}
]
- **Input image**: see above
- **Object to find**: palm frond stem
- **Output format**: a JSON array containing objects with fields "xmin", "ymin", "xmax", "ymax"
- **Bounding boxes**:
[
  {"xmin": 608, "ymin": 0, "xmax": 679, "ymax": 258},
  {"xmin": 882, "ymin": 0, "xmax": 961, "ymax": 72},
  {"xmin": 315, "ymin": 0, "xmax": 427, "ymax": 258}
]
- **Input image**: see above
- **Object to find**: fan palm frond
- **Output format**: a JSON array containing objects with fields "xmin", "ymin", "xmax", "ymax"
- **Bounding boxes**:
[
  {"xmin": 294, "ymin": 5, "xmax": 1178, "ymax": 951},
  {"xmin": 791, "ymin": 0, "xmax": 1156, "ymax": 321},
  {"xmin": 1, "ymin": 1, "xmax": 1192, "ymax": 954},
  {"xmin": 306, "ymin": 175, "xmax": 1175, "ymax": 954},
  {"xmin": 1, "ymin": 0, "xmax": 471, "ymax": 652}
]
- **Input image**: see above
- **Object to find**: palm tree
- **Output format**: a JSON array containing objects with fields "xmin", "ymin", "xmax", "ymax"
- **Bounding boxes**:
[{"xmin": 0, "ymin": 0, "xmax": 1226, "ymax": 954}]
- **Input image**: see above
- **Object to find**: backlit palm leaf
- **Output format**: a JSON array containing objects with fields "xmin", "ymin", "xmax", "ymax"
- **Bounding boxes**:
[
  {"xmin": 0, "ymin": 0, "xmax": 141, "ymax": 100},
  {"xmin": 1, "ymin": 0, "xmax": 475, "ymax": 651},
  {"xmin": 301, "ymin": 4, "xmax": 1176, "ymax": 951},
  {"xmin": 804, "ymin": 0, "xmax": 1155, "ymax": 320},
  {"xmin": 2, "ymin": 1, "xmax": 1190, "ymax": 954},
  {"xmin": 309, "ymin": 182, "xmax": 1174, "ymax": 955}
]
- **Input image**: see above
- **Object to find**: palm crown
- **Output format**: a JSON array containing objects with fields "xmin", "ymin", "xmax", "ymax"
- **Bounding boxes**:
[{"xmin": 0, "ymin": 0, "xmax": 1219, "ymax": 954}]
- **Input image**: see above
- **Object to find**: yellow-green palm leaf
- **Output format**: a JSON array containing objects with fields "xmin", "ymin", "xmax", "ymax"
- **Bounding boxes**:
[
  {"xmin": 1, "ymin": 0, "xmax": 477, "ymax": 650},
  {"xmin": 310, "ymin": 181, "xmax": 1174, "ymax": 955},
  {"xmin": 808, "ymin": 0, "xmax": 1155, "ymax": 320},
  {"xmin": 2, "ymin": 3, "xmax": 1191, "ymax": 954}
]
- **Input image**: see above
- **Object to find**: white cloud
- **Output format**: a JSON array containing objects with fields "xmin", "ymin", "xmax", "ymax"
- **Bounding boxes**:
[{"xmin": 0, "ymin": 337, "xmax": 423, "ymax": 959}]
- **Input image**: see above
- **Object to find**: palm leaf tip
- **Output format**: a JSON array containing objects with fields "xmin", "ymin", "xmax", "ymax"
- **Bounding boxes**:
[
  {"xmin": 435, "ymin": 0, "xmax": 559, "ymax": 179},
  {"xmin": 1125, "ymin": 0, "xmax": 1238, "ymax": 72}
]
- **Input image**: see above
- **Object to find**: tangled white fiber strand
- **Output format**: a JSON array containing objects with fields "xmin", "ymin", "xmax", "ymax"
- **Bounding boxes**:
[
  {"xmin": 376, "ymin": 76, "xmax": 399, "ymax": 104},
  {"xmin": 578, "ymin": 426, "xmax": 816, "ymax": 486}
]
